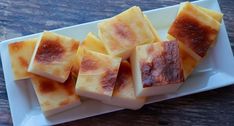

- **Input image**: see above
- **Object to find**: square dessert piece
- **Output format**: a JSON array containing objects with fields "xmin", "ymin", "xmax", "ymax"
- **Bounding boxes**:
[
  {"xmin": 98, "ymin": 6, "xmax": 160, "ymax": 59},
  {"xmin": 103, "ymin": 61, "xmax": 145, "ymax": 110},
  {"xmin": 30, "ymin": 74, "xmax": 81, "ymax": 116},
  {"xmin": 28, "ymin": 31, "xmax": 80, "ymax": 83},
  {"xmin": 76, "ymin": 48, "xmax": 121, "ymax": 101},
  {"xmin": 168, "ymin": 2, "xmax": 221, "ymax": 58},
  {"xmin": 8, "ymin": 38, "xmax": 37, "ymax": 80},
  {"xmin": 130, "ymin": 41, "xmax": 184, "ymax": 97},
  {"xmin": 167, "ymin": 2, "xmax": 223, "ymax": 78},
  {"xmin": 70, "ymin": 32, "xmax": 107, "ymax": 79}
]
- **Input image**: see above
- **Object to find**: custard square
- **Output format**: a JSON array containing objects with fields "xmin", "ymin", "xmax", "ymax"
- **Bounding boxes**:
[
  {"xmin": 30, "ymin": 74, "xmax": 81, "ymax": 116},
  {"xmin": 98, "ymin": 6, "xmax": 160, "ymax": 59},
  {"xmin": 103, "ymin": 61, "xmax": 145, "ymax": 109},
  {"xmin": 76, "ymin": 48, "xmax": 121, "ymax": 101},
  {"xmin": 130, "ymin": 41, "xmax": 184, "ymax": 97},
  {"xmin": 70, "ymin": 32, "xmax": 107, "ymax": 79},
  {"xmin": 28, "ymin": 31, "xmax": 80, "ymax": 83},
  {"xmin": 8, "ymin": 38, "xmax": 37, "ymax": 80},
  {"xmin": 168, "ymin": 2, "xmax": 221, "ymax": 58}
]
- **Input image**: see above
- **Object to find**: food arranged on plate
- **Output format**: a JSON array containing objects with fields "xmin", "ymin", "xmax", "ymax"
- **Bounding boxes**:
[{"xmin": 8, "ymin": 2, "xmax": 223, "ymax": 117}]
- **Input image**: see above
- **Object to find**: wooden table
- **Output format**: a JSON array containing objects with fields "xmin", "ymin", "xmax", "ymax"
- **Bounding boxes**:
[{"xmin": 1, "ymin": 0, "xmax": 234, "ymax": 125}]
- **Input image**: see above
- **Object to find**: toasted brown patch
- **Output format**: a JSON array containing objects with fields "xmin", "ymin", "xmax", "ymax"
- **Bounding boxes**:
[
  {"xmin": 18, "ymin": 57, "xmax": 28, "ymax": 68},
  {"xmin": 35, "ymin": 38, "xmax": 65, "ymax": 63},
  {"xmin": 168, "ymin": 13, "xmax": 217, "ymax": 57},
  {"xmin": 140, "ymin": 41, "xmax": 184, "ymax": 88},
  {"xmin": 9, "ymin": 42, "xmax": 24, "ymax": 51},
  {"xmin": 113, "ymin": 22, "xmax": 136, "ymax": 44},
  {"xmin": 115, "ymin": 61, "xmax": 132, "ymax": 90},
  {"xmin": 71, "ymin": 40, "xmax": 79, "ymax": 52},
  {"xmin": 38, "ymin": 79, "xmax": 57, "ymax": 93},
  {"xmin": 80, "ymin": 55, "xmax": 98, "ymax": 72},
  {"xmin": 101, "ymin": 69, "xmax": 118, "ymax": 91}
]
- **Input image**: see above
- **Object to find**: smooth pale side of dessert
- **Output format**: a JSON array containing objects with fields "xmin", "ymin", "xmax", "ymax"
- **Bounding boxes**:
[
  {"xmin": 8, "ymin": 38, "xmax": 37, "ymax": 80},
  {"xmin": 30, "ymin": 74, "xmax": 81, "ymax": 116},
  {"xmin": 28, "ymin": 31, "xmax": 80, "ymax": 83},
  {"xmin": 168, "ymin": 2, "xmax": 221, "ymax": 58},
  {"xmin": 102, "ymin": 61, "xmax": 146, "ymax": 110},
  {"xmin": 76, "ymin": 48, "xmax": 121, "ymax": 101},
  {"xmin": 98, "ymin": 6, "xmax": 160, "ymax": 59},
  {"xmin": 130, "ymin": 41, "xmax": 184, "ymax": 97}
]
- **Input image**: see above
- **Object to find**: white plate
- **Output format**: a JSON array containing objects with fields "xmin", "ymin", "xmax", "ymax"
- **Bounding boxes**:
[{"xmin": 1, "ymin": 0, "xmax": 234, "ymax": 125}]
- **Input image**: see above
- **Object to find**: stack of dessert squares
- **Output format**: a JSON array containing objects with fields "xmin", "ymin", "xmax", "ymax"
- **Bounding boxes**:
[{"xmin": 8, "ymin": 2, "xmax": 223, "ymax": 116}]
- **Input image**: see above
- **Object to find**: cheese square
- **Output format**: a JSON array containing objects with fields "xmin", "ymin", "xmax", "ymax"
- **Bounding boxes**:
[
  {"xmin": 28, "ymin": 31, "xmax": 80, "ymax": 83},
  {"xmin": 76, "ymin": 48, "xmax": 121, "ymax": 101},
  {"xmin": 102, "ymin": 61, "xmax": 145, "ymax": 110},
  {"xmin": 130, "ymin": 41, "xmax": 184, "ymax": 97},
  {"xmin": 168, "ymin": 2, "xmax": 221, "ymax": 58},
  {"xmin": 70, "ymin": 32, "xmax": 107, "ymax": 80},
  {"xmin": 30, "ymin": 74, "xmax": 81, "ymax": 116},
  {"xmin": 8, "ymin": 38, "xmax": 37, "ymax": 80},
  {"xmin": 98, "ymin": 6, "xmax": 160, "ymax": 59}
]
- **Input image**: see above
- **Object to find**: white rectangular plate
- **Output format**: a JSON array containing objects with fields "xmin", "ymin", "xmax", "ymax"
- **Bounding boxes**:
[{"xmin": 1, "ymin": 0, "xmax": 234, "ymax": 125}]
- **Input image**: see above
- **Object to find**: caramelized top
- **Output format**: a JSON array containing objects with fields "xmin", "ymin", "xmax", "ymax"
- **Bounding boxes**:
[
  {"xmin": 113, "ymin": 22, "xmax": 136, "ymax": 45},
  {"xmin": 35, "ymin": 38, "xmax": 65, "ymax": 63},
  {"xmin": 168, "ymin": 12, "xmax": 218, "ymax": 57},
  {"xmin": 140, "ymin": 41, "xmax": 184, "ymax": 87},
  {"xmin": 100, "ymin": 69, "xmax": 118, "ymax": 92},
  {"xmin": 35, "ymin": 74, "xmax": 76, "ymax": 95}
]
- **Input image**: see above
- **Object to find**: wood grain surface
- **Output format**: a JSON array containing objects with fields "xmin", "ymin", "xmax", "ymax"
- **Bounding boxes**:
[{"xmin": 0, "ymin": 0, "xmax": 234, "ymax": 126}]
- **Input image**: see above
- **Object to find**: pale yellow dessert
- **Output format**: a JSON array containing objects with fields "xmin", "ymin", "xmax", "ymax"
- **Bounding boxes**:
[
  {"xmin": 103, "ymin": 61, "xmax": 146, "ymax": 110},
  {"xmin": 168, "ymin": 2, "xmax": 223, "ymax": 78},
  {"xmin": 70, "ymin": 32, "xmax": 107, "ymax": 79},
  {"xmin": 28, "ymin": 31, "xmax": 80, "ymax": 83},
  {"xmin": 168, "ymin": 2, "xmax": 221, "ymax": 58},
  {"xmin": 8, "ymin": 38, "xmax": 37, "ymax": 80},
  {"xmin": 130, "ymin": 41, "xmax": 184, "ymax": 97},
  {"xmin": 98, "ymin": 6, "xmax": 160, "ymax": 59},
  {"xmin": 76, "ymin": 48, "xmax": 121, "ymax": 101},
  {"xmin": 31, "ymin": 74, "xmax": 81, "ymax": 116}
]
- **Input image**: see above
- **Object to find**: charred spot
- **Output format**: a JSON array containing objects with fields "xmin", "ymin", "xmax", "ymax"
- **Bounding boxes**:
[
  {"xmin": 18, "ymin": 57, "xmax": 28, "ymax": 68},
  {"xmin": 140, "ymin": 41, "xmax": 184, "ymax": 88},
  {"xmin": 35, "ymin": 39, "xmax": 65, "ymax": 63},
  {"xmin": 115, "ymin": 62, "xmax": 132, "ymax": 90},
  {"xmin": 168, "ymin": 13, "xmax": 217, "ymax": 57},
  {"xmin": 38, "ymin": 79, "xmax": 57, "ymax": 93},
  {"xmin": 80, "ymin": 56, "xmax": 98, "ymax": 72},
  {"xmin": 71, "ymin": 40, "xmax": 79, "ymax": 52},
  {"xmin": 101, "ymin": 69, "xmax": 118, "ymax": 92},
  {"xmin": 113, "ymin": 22, "xmax": 136, "ymax": 44}
]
